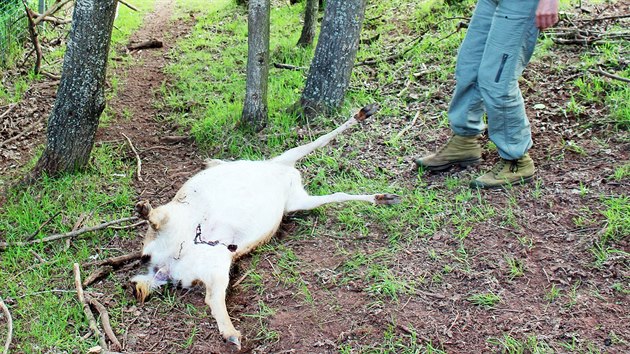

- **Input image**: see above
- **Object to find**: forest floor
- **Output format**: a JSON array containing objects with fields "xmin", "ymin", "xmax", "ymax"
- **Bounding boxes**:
[{"xmin": 0, "ymin": 0, "xmax": 628, "ymax": 353}]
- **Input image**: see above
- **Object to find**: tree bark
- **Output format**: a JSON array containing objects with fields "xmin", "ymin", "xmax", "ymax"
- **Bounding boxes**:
[
  {"xmin": 296, "ymin": 0, "xmax": 319, "ymax": 47},
  {"xmin": 299, "ymin": 0, "xmax": 366, "ymax": 117},
  {"xmin": 29, "ymin": 0, "xmax": 117, "ymax": 180},
  {"xmin": 241, "ymin": 0, "xmax": 270, "ymax": 132}
]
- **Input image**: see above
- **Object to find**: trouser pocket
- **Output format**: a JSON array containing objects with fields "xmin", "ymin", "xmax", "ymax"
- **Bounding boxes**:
[{"xmin": 494, "ymin": 53, "xmax": 509, "ymax": 83}]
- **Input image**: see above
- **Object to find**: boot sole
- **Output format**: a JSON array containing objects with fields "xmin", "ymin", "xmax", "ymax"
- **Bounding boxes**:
[
  {"xmin": 415, "ymin": 158, "xmax": 481, "ymax": 172},
  {"xmin": 470, "ymin": 175, "xmax": 535, "ymax": 190}
]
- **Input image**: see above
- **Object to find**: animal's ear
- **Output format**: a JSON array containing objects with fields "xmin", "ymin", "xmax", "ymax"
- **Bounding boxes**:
[{"xmin": 135, "ymin": 201, "xmax": 169, "ymax": 230}]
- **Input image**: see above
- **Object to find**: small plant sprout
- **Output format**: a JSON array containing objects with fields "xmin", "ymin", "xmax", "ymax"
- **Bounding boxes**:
[
  {"xmin": 545, "ymin": 284, "xmax": 561, "ymax": 303},
  {"xmin": 467, "ymin": 292, "xmax": 501, "ymax": 308},
  {"xmin": 505, "ymin": 257, "xmax": 525, "ymax": 279}
]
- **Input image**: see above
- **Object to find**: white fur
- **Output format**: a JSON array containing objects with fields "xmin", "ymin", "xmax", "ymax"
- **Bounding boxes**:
[{"xmin": 131, "ymin": 109, "xmax": 399, "ymax": 349}]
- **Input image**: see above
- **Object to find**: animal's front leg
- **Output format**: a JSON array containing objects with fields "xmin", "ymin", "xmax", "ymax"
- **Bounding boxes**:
[{"xmin": 205, "ymin": 273, "xmax": 241, "ymax": 350}]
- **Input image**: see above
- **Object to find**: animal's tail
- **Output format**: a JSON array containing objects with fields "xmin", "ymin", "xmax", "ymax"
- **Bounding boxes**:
[{"xmin": 271, "ymin": 104, "xmax": 379, "ymax": 166}]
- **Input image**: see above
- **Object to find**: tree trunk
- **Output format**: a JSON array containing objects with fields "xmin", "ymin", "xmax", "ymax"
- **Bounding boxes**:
[
  {"xmin": 29, "ymin": 0, "xmax": 117, "ymax": 180},
  {"xmin": 299, "ymin": 0, "xmax": 366, "ymax": 117},
  {"xmin": 296, "ymin": 0, "xmax": 319, "ymax": 47},
  {"xmin": 241, "ymin": 0, "xmax": 270, "ymax": 132}
]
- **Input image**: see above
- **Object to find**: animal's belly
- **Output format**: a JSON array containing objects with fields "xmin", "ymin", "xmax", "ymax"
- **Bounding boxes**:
[{"xmin": 178, "ymin": 161, "xmax": 293, "ymax": 253}]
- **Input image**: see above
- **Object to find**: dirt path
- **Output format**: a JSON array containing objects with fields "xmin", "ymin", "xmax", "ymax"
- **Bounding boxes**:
[{"xmin": 101, "ymin": 0, "xmax": 204, "ymax": 206}]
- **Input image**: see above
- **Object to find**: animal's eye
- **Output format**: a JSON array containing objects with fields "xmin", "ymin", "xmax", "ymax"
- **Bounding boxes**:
[{"xmin": 141, "ymin": 254, "xmax": 151, "ymax": 264}]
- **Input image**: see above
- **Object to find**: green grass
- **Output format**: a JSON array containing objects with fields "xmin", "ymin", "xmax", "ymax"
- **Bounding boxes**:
[
  {"xmin": 1, "ymin": 0, "xmax": 628, "ymax": 351},
  {"xmin": 0, "ymin": 145, "xmax": 136, "ymax": 352},
  {"xmin": 0, "ymin": 2, "xmax": 156, "ymax": 351}
]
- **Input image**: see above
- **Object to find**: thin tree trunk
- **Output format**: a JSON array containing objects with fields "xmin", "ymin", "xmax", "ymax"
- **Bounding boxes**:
[
  {"xmin": 297, "ymin": 0, "xmax": 319, "ymax": 47},
  {"xmin": 299, "ymin": 0, "xmax": 366, "ymax": 117},
  {"xmin": 241, "ymin": 0, "xmax": 270, "ymax": 132},
  {"xmin": 28, "ymin": 0, "xmax": 117, "ymax": 180}
]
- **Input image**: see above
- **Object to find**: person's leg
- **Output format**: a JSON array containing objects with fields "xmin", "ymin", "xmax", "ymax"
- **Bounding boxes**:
[
  {"xmin": 470, "ymin": 0, "xmax": 539, "ymax": 188},
  {"xmin": 415, "ymin": 0, "xmax": 496, "ymax": 171},
  {"xmin": 477, "ymin": 0, "xmax": 539, "ymax": 160},
  {"xmin": 448, "ymin": 0, "xmax": 497, "ymax": 136}
]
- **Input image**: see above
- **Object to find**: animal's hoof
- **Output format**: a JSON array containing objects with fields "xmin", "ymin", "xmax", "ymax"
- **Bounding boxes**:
[
  {"xmin": 375, "ymin": 193, "xmax": 401, "ymax": 205},
  {"xmin": 132, "ymin": 281, "xmax": 150, "ymax": 304},
  {"xmin": 355, "ymin": 103, "xmax": 380, "ymax": 122},
  {"xmin": 135, "ymin": 200, "xmax": 152, "ymax": 219},
  {"xmin": 225, "ymin": 334, "xmax": 241, "ymax": 350}
]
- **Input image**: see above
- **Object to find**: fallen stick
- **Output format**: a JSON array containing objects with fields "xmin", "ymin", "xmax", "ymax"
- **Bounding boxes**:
[
  {"xmin": 0, "ymin": 217, "xmax": 139, "ymax": 250},
  {"xmin": 74, "ymin": 263, "xmax": 108, "ymax": 350},
  {"xmin": 84, "ymin": 251, "xmax": 142, "ymax": 268},
  {"xmin": 394, "ymin": 110, "xmax": 421, "ymax": 140},
  {"xmin": 109, "ymin": 220, "xmax": 146, "ymax": 230},
  {"xmin": 32, "ymin": 0, "xmax": 72, "ymax": 26},
  {"xmin": 83, "ymin": 266, "xmax": 114, "ymax": 287},
  {"xmin": 0, "ymin": 104, "xmax": 16, "ymax": 121},
  {"xmin": 127, "ymin": 39, "xmax": 163, "ymax": 50},
  {"xmin": 22, "ymin": 1, "xmax": 43, "ymax": 74},
  {"xmin": 588, "ymin": 67, "xmax": 630, "ymax": 84},
  {"xmin": 0, "ymin": 296, "xmax": 13, "ymax": 354},
  {"xmin": 27, "ymin": 211, "xmax": 62, "ymax": 240},
  {"xmin": 0, "ymin": 119, "xmax": 42, "ymax": 148},
  {"xmin": 86, "ymin": 296, "xmax": 122, "ymax": 350},
  {"xmin": 117, "ymin": 0, "xmax": 139, "ymax": 12},
  {"xmin": 272, "ymin": 62, "xmax": 306, "ymax": 71},
  {"xmin": 122, "ymin": 133, "xmax": 143, "ymax": 182}
]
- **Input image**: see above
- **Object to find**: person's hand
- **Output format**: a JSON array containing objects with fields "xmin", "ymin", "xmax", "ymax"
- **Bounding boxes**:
[{"xmin": 536, "ymin": 0, "xmax": 559, "ymax": 30}]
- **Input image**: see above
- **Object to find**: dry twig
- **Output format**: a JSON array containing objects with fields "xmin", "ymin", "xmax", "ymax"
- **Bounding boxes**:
[
  {"xmin": 395, "ymin": 110, "xmax": 421, "ymax": 140},
  {"xmin": 0, "ymin": 216, "xmax": 139, "ymax": 250},
  {"xmin": 22, "ymin": 0, "xmax": 43, "ymax": 74},
  {"xmin": 74, "ymin": 263, "xmax": 108, "ymax": 350},
  {"xmin": 86, "ymin": 296, "xmax": 122, "ymax": 350},
  {"xmin": 588, "ymin": 67, "xmax": 630, "ymax": 83},
  {"xmin": 127, "ymin": 39, "xmax": 163, "ymax": 50},
  {"xmin": 117, "ymin": 0, "xmax": 139, "ymax": 12},
  {"xmin": 0, "ymin": 104, "xmax": 16, "ymax": 121},
  {"xmin": 84, "ymin": 251, "xmax": 142, "ymax": 268},
  {"xmin": 27, "ymin": 211, "xmax": 62, "ymax": 241},
  {"xmin": 33, "ymin": 0, "xmax": 73, "ymax": 26},
  {"xmin": 0, "ymin": 296, "xmax": 13, "ymax": 354},
  {"xmin": 122, "ymin": 133, "xmax": 143, "ymax": 182},
  {"xmin": 83, "ymin": 266, "xmax": 114, "ymax": 287}
]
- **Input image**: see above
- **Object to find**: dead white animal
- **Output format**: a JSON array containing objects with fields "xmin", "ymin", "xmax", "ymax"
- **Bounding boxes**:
[{"xmin": 131, "ymin": 105, "xmax": 400, "ymax": 349}]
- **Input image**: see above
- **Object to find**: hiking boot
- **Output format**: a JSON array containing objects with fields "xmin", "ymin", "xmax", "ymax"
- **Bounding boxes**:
[
  {"xmin": 470, "ymin": 153, "xmax": 535, "ymax": 189},
  {"xmin": 415, "ymin": 135, "xmax": 482, "ymax": 171}
]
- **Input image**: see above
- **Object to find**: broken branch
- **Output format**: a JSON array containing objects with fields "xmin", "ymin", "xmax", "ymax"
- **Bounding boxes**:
[
  {"xmin": 117, "ymin": 0, "xmax": 139, "ymax": 12},
  {"xmin": 121, "ymin": 133, "xmax": 142, "ymax": 182},
  {"xmin": 22, "ymin": 0, "xmax": 43, "ymax": 74},
  {"xmin": 0, "ymin": 217, "xmax": 139, "ymax": 250},
  {"xmin": 33, "ymin": 0, "xmax": 73, "ymax": 26},
  {"xmin": 126, "ymin": 39, "xmax": 163, "ymax": 50},
  {"xmin": 0, "ymin": 296, "xmax": 12, "ymax": 354},
  {"xmin": 74, "ymin": 263, "xmax": 108, "ymax": 350},
  {"xmin": 86, "ymin": 296, "xmax": 122, "ymax": 350},
  {"xmin": 84, "ymin": 251, "xmax": 142, "ymax": 268},
  {"xmin": 272, "ymin": 62, "xmax": 306, "ymax": 71},
  {"xmin": 83, "ymin": 266, "xmax": 114, "ymax": 288},
  {"xmin": 588, "ymin": 67, "xmax": 630, "ymax": 83}
]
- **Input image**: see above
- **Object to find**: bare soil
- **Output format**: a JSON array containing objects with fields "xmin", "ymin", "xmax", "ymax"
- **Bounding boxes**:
[{"xmin": 0, "ymin": 0, "xmax": 628, "ymax": 353}]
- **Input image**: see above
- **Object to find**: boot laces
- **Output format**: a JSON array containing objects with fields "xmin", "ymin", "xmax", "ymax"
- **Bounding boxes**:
[
  {"xmin": 509, "ymin": 160, "xmax": 519, "ymax": 173},
  {"xmin": 490, "ymin": 159, "xmax": 507, "ymax": 175}
]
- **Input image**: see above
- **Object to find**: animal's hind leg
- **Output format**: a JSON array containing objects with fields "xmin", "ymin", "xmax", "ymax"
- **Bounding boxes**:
[
  {"xmin": 271, "ymin": 105, "xmax": 379, "ymax": 166},
  {"xmin": 286, "ymin": 191, "xmax": 400, "ymax": 212}
]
